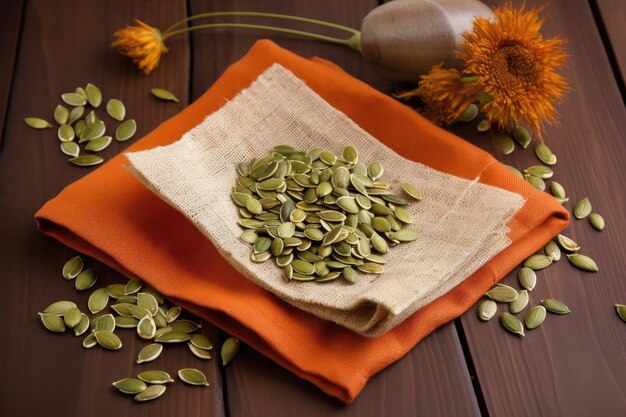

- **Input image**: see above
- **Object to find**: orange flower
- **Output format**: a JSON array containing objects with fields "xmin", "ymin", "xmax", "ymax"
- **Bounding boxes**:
[
  {"xmin": 459, "ymin": 3, "xmax": 568, "ymax": 136},
  {"xmin": 112, "ymin": 19, "xmax": 168, "ymax": 74},
  {"xmin": 396, "ymin": 64, "xmax": 482, "ymax": 125}
]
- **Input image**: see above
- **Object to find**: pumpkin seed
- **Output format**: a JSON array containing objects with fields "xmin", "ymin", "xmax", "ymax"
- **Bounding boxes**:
[
  {"xmin": 85, "ymin": 83, "xmax": 102, "ymax": 107},
  {"xmin": 477, "ymin": 119, "xmax": 491, "ymax": 132},
  {"xmin": 512, "ymin": 125, "xmax": 531, "ymax": 148},
  {"xmin": 115, "ymin": 316, "xmax": 139, "ymax": 328},
  {"xmin": 60, "ymin": 141, "xmax": 80, "ymax": 157},
  {"xmin": 523, "ymin": 254, "xmax": 552, "ymax": 270},
  {"xmin": 74, "ymin": 313, "xmax": 90, "ymax": 336},
  {"xmin": 534, "ymin": 143, "xmax": 557, "ymax": 165},
  {"xmin": 84, "ymin": 136, "xmax": 112, "ymax": 152},
  {"xmin": 24, "ymin": 117, "xmax": 52, "ymax": 129},
  {"xmin": 113, "ymin": 378, "xmax": 147, "ymax": 394},
  {"xmin": 500, "ymin": 312, "xmax": 525, "ymax": 336},
  {"xmin": 116, "ymin": 119, "xmax": 137, "ymax": 141},
  {"xmin": 566, "ymin": 253, "xmax": 599, "ymax": 272},
  {"xmin": 573, "ymin": 197, "xmax": 591, "ymax": 219},
  {"xmin": 544, "ymin": 240, "xmax": 561, "ymax": 261},
  {"xmin": 342, "ymin": 145, "xmax": 358, "ymax": 163},
  {"xmin": 62, "ymin": 256, "xmax": 83, "ymax": 279},
  {"xmin": 137, "ymin": 292, "xmax": 159, "ymax": 316},
  {"xmin": 43, "ymin": 300, "xmax": 76, "ymax": 315},
  {"xmin": 389, "ymin": 229, "xmax": 419, "ymax": 242},
  {"xmin": 150, "ymin": 87, "xmax": 179, "ymax": 102},
  {"xmin": 91, "ymin": 314, "xmax": 115, "ymax": 333},
  {"xmin": 357, "ymin": 262, "xmax": 384, "ymax": 274},
  {"xmin": 53, "ymin": 105, "xmax": 69, "ymax": 125},
  {"xmin": 154, "ymin": 331, "xmax": 190, "ymax": 343},
  {"xmin": 134, "ymin": 384, "xmax": 166, "ymax": 402},
  {"xmin": 457, "ymin": 103, "xmax": 478, "ymax": 122},
  {"xmin": 39, "ymin": 313, "xmax": 66, "ymax": 333},
  {"xmin": 518, "ymin": 267, "xmax": 536, "ymax": 291},
  {"xmin": 106, "ymin": 99, "xmax": 125, "ymax": 121},
  {"xmin": 94, "ymin": 330, "xmax": 122, "ymax": 349},
  {"xmin": 221, "ymin": 336, "xmax": 240, "ymax": 365},
  {"xmin": 368, "ymin": 162, "xmax": 384, "ymax": 181},
  {"xmin": 88, "ymin": 288, "xmax": 109, "ymax": 314},
  {"xmin": 165, "ymin": 306, "xmax": 181, "ymax": 323},
  {"xmin": 137, "ymin": 343, "xmax": 164, "ymax": 364},
  {"xmin": 83, "ymin": 333, "xmax": 97, "ymax": 348},
  {"xmin": 178, "ymin": 368, "xmax": 209, "ymax": 386},
  {"xmin": 190, "ymin": 334, "xmax": 213, "ymax": 350},
  {"xmin": 496, "ymin": 135, "xmax": 515, "ymax": 155},
  {"xmin": 69, "ymin": 155, "xmax": 104, "ymax": 167},
  {"xmin": 188, "ymin": 342, "xmax": 212, "ymax": 360},
  {"xmin": 138, "ymin": 370, "xmax": 174, "ymax": 384},
  {"xmin": 68, "ymin": 106, "xmax": 84, "ymax": 124},
  {"xmin": 63, "ymin": 307, "xmax": 82, "ymax": 328},
  {"xmin": 137, "ymin": 315, "xmax": 156, "ymax": 339},
  {"xmin": 525, "ymin": 165, "xmax": 553, "ymax": 179},
  {"xmin": 589, "ymin": 213, "xmax": 605, "ymax": 231},
  {"xmin": 541, "ymin": 299, "xmax": 570, "ymax": 314},
  {"xmin": 61, "ymin": 93, "xmax": 86, "ymax": 106},
  {"xmin": 75, "ymin": 268, "xmax": 98, "ymax": 291},
  {"xmin": 124, "ymin": 278, "xmax": 143, "ymax": 295},
  {"xmin": 486, "ymin": 284, "xmax": 518, "ymax": 303},
  {"xmin": 525, "ymin": 306, "xmax": 546, "ymax": 329},
  {"xmin": 557, "ymin": 234, "xmax": 580, "ymax": 252},
  {"xmin": 509, "ymin": 290, "xmax": 529, "ymax": 314},
  {"xmin": 550, "ymin": 181, "xmax": 566, "ymax": 198},
  {"xmin": 524, "ymin": 174, "xmax": 545, "ymax": 191},
  {"xmin": 615, "ymin": 304, "xmax": 626, "ymax": 323},
  {"xmin": 478, "ymin": 299, "xmax": 497, "ymax": 321}
]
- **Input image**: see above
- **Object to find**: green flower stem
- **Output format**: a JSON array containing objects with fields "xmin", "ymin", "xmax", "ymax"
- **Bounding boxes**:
[
  {"xmin": 161, "ymin": 11, "xmax": 361, "ymax": 52},
  {"xmin": 162, "ymin": 23, "xmax": 361, "ymax": 51}
]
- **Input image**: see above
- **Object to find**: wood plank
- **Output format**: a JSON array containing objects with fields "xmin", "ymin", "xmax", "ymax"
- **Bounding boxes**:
[
  {"xmin": 0, "ymin": 1, "xmax": 223, "ymax": 416},
  {"xmin": 0, "ymin": 0, "xmax": 24, "ymax": 147},
  {"xmin": 188, "ymin": 1, "xmax": 480, "ymax": 415},
  {"xmin": 595, "ymin": 0, "xmax": 626, "ymax": 92},
  {"xmin": 454, "ymin": 1, "xmax": 626, "ymax": 416}
]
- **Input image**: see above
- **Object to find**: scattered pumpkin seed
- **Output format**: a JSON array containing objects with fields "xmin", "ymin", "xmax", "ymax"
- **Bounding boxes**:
[
  {"xmin": 43, "ymin": 300, "xmax": 77, "ymax": 315},
  {"xmin": 115, "ymin": 316, "xmax": 139, "ymax": 328},
  {"xmin": 518, "ymin": 267, "xmax": 536, "ymax": 291},
  {"xmin": 190, "ymin": 334, "xmax": 213, "ymax": 350},
  {"xmin": 83, "ymin": 333, "xmax": 97, "ymax": 348},
  {"xmin": 496, "ymin": 135, "xmax": 515, "ymax": 155},
  {"xmin": 573, "ymin": 197, "xmax": 592, "ymax": 219},
  {"xmin": 169, "ymin": 319, "xmax": 201, "ymax": 333},
  {"xmin": 486, "ymin": 284, "xmax": 519, "ymax": 303},
  {"xmin": 154, "ymin": 331, "xmax": 190, "ymax": 343},
  {"xmin": 477, "ymin": 119, "xmax": 491, "ymax": 132},
  {"xmin": 165, "ymin": 306, "xmax": 181, "ymax": 323},
  {"xmin": 525, "ymin": 306, "xmax": 546, "ymax": 329},
  {"xmin": 151, "ymin": 88, "xmax": 179, "ymax": 102},
  {"xmin": 91, "ymin": 314, "xmax": 116, "ymax": 333},
  {"xmin": 138, "ymin": 370, "xmax": 174, "ymax": 384},
  {"xmin": 137, "ymin": 343, "xmax": 164, "ymax": 364},
  {"xmin": 188, "ymin": 342, "xmax": 212, "ymax": 360},
  {"xmin": 61, "ymin": 92, "xmax": 87, "ymax": 106},
  {"xmin": 566, "ymin": 253, "xmax": 599, "ymax": 272},
  {"xmin": 523, "ymin": 254, "xmax": 552, "ymax": 270},
  {"xmin": 74, "ymin": 313, "xmax": 90, "ymax": 336},
  {"xmin": 63, "ymin": 307, "xmax": 82, "ymax": 328},
  {"xmin": 589, "ymin": 213, "xmax": 605, "ymax": 231},
  {"xmin": 550, "ymin": 181, "xmax": 566, "ymax": 198},
  {"xmin": 178, "ymin": 368, "xmax": 210, "ymax": 386},
  {"xmin": 534, "ymin": 143, "xmax": 557, "ymax": 165},
  {"xmin": 113, "ymin": 378, "xmax": 147, "ymax": 395},
  {"xmin": 106, "ymin": 98, "xmax": 126, "ymax": 121},
  {"xmin": 615, "ymin": 304, "xmax": 626, "ymax": 323},
  {"xmin": 85, "ymin": 83, "xmax": 102, "ymax": 107},
  {"xmin": 69, "ymin": 155, "xmax": 104, "ymax": 167},
  {"xmin": 94, "ymin": 330, "xmax": 122, "ymax": 350},
  {"xmin": 60, "ymin": 141, "xmax": 80, "ymax": 157},
  {"xmin": 137, "ymin": 315, "xmax": 157, "ymax": 339},
  {"xmin": 541, "ymin": 299, "xmax": 570, "ymax": 314},
  {"xmin": 221, "ymin": 336, "xmax": 240, "ymax": 366},
  {"xmin": 509, "ymin": 290, "xmax": 529, "ymax": 314},
  {"xmin": 53, "ymin": 105, "xmax": 69, "ymax": 125},
  {"xmin": 68, "ymin": 106, "xmax": 84, "ymax": 124},
  {"xmin": 124, "ymin": 278, "xmax": 143, "ymax": 295},
  {"xmin": 500, "ymin": 312, "xmax": 525, "ymax": 336},
  {"xmin": 25, "ymin": 117, "xmax": 52, "ymax": 129},
  {"xmin": 116, "ymin": 119, "xmax": 137, "ymax": 141},
  {"xmin": 84, "ymin": 135, "xmax": 112, "ymax": 152},
  {"xmin": 557, "ymin": 234, "xmax": 580, "ymax": 252},
  {"xmin": 62, "ymin": 256, "xmax": 83, "ymax": 279},
  {"xmin": 544, "ymin": 240, "xmax": 561, "ymax": 261},
  {"xmin": 478, "ymin": 299, "xmax": 497, "ymax": 321},
  {"xmin": 39, "ymin": 313, "xmax": 66, "ymax": 333},
  {"xmin": 512, "ymin": 125, "xmax": 531, "ymax": 148},
  {"xmin": 88, "ymin": 288, "xmax": 109, "ymax": 314},
  {"xmin": 525, "ymin": 165, "xmax": 553, "ymax": 179},
  {"xmin": 75, "ymin": 268, "xmax": 98, "ymax": 291},
  {"xmin": 458, "ymin": 103, "xmax": 478, "ymax": 122},
  {"xmin": 134, "ymin": 385, "xmax": 166, "ymax": 402}
]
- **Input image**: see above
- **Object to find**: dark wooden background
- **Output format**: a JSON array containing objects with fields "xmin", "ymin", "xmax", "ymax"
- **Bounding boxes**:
[{"xmin": 0, "ymin": 1, "xmax": 624, "ymax": 416}]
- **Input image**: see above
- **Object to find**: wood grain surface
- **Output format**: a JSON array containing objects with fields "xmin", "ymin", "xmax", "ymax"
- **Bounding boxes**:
[
  {"xmin": 595, "ymin": 0, "xmax": 626, "ymax": 95},
  {"xmin": 0, "ymin": 0, "xmax": 624, "ymax": 416}
]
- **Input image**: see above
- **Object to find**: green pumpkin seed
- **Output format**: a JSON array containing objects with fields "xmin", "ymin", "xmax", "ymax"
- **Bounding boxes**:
[
  {"xmin": 134, "ymin": 384, "xmax": 166, "ymax": 402},
  {"xmin": 115, "ymin": 315, "xmax": 139, "ymax": 328},
  {"xmin": 68, "ymin": 106, "xmax": 84, "ymax": 124},
  {"xmin": 389, "ymin": 229, "xmax": 419, "ymax": 242},
  {"xmin": 137, "ymin": 315, "xmax": 156, "ymax": 339},
  {"xmin": 150, "ymin": 87, "xmax": 179, "ymax": 102},
  {"xmin": 523, "ymin": 254, "xmax": 553, "ymax": 270},
  {"xmin": 138, "ymin": 370, "xmax": 174, "ymax": 384},
  {"xmin": 557, "ymin": 234, "xmax": 580, "ymax": 252},
  {"xmin": 154, "ymin": 331, "xmax": 190, "ymax": 343},
  {"xmin": 82, "ymin": 333, "xmax": 97, "ymax": 348},
  {"xmin": 457, "ymin": 103, "xmax": 478, "ymax": 122},
  {"xmin": 84, "ymin": 136, "xmax": 112, "ymax": 152},
  {"xmin": 342, "ymin": 145, "xmax": 358, "ymax": 164},
  {"xmin": 478, "ymin": 299, "xmax": 497, "ymax": 321},
  {"xmin": 137, "ymin": 292, "xmax": 159, "ymax": 316},
  {"xmin": 94, "ymin": 330, "xmax": 122, "ymax": 349},
  {"xmin": 53, "ymin": 105, "xmax": 69, "ymax": 125},
  {"xmin": 518, "ymin": 267, "xmax": 536, "ymax": 291},
  {"xmin": 357, "ymin": 262, "xmax": 384, "ymax": 274},
  {"xmin": 75, "ymin": 87, "xmax": 88, "ymax": 100},
  {"xmin": 74, "ymin": 313, "xmax": 90, "ymax": 336},
  {"xmin": 535, "ymin": 143, "xmax": 557, "ymax": 165},
  {"xmin": 544, "ymin": 240, "xmax": 561, "ymax": 261},
  {"xmin": 60, "ymin": 141, "xmax": 80, "ymax": 157},
  {"xmin": 69, "ymin": 155, "xmax": 104, "ymax": 167},
  {"xmin": 615, "ymin": 304, "xmax": 626, "ymax": 323},
  {"xmin": 550, "ymin": 181, "xmax": 566, "ymax": 198},
  {"xmin": 525, "ymin": 165, "xmax": 553, "ymax": 179},
  {"xmin": 573, "ymin": 197, "xmax": 591, "ymax": 219},
  {"xmin": 106, "ymin": 99, "xmax": 126, "ymax": 121},
  {"xmin": 62, "ymin": 256, "xmax": 83, "ymax": 279},
  {"xmin": 509, "ymin": 290, "xmax": 529, "ymax": 314},
  {"xmin": 43, "ymin": 300, "xmax": 76, "ymax": 315},
  {"xmin": 477, "ymin": 119, "xmax": 491, "ymax": 132},
  {"xmin": 88, "ymin": 288, "xmax": 109, "ymax": 314},
  {"xmin": 39, "ymin": 313, "xmax": 66, "ymax": 333},
  {"xmin": 525, "ymin": 306, "xmax": 546, "ymax": 329},
  {"xmin": 116, "ymin": 119, "xmax": 137, "ymax": 141},
  {"xmin": 486, "ymin": 284, "xmax": 518, "ymax": 303},
  {"xmin": 589, "ymin": 213, "xmax": 605, "ymax": 231},
  {"xmin": 190, "ymin": 334, "xmax": 213, "ymax": 350},
  {"xmin": 61, "ymin": 93, "xmax": 87, "ymax": 106},
  {"xmin": 85, "ymin": 83, "xmax": 102, "ymax": 107},
  {"xmin": 124, "ymin": 278, "xmax": 143, "ymax": 295},
  {"xmin": 25, "ymin": 117, "xmax": 52, "ymax": 129},
  {"xmin": 566, "ymin": 253, "xmax": 599, "ymax": 272},
  {"xmin": 513, "ymin": 125, "xmax": 531, "ymax": 148},
  {"xmin": 178, "ymin": 368, "xmax": 209, "ymax": 386},
  {"xmin": 91, "ymin": 314, "xmax": 116, "ymax": 333},
  {"xmin": 63, "ymin": 307, "xmax": 82, "ymax": 328},
  {"xmin": 188, "ymin": 342, "xmax": 212, "ymax": 360},
  {"xmin": 496, "ymin": 135, "xmax": 515, "ymax": 155},
  {"xmin": 113, "ymin": 378, "xmax": 147, "ymax": 394},
  {"xmin": 541, "ymin": 299, "xmax": 570, "ymax": 314},
  {"xmin": 500, "ymin": 312, "xmax": 525, "ymax": 336},
  {"xmin": 524, "ymin": 174, "xmax": 545, "ymax": 191},
  {"xmin": 221, "ymin": 337, "xmax": 240, "ymax": 366},
  {"xmin": 75, "ymin": 268, "xmax": 98, "ymax": 291},
  {"xmin": 137, "ymin": 343, "xmax": 163, "ymax": 364},
  {"xmin": 165, "ymin": 307, "xmax": 181, "ymax": 323}
]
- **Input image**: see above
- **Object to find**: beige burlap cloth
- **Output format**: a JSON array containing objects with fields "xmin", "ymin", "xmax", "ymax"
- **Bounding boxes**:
[{"xmin": 126, "ymin": 64, "xmax": 524, "ymax": 337}]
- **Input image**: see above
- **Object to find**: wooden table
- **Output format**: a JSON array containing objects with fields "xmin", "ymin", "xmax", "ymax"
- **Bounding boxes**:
[{"xmin": 1, "ymin": 1, "xmax": 624, "ymax": 416}]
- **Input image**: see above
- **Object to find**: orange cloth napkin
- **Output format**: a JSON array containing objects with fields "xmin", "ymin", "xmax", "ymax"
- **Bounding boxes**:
[{"xmin": 35, "ymin": 40, "xmax": 569, "ymax": 403}]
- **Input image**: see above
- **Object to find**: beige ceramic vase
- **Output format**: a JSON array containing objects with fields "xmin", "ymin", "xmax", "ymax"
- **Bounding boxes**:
[{"xmin": 360, "ymin": 0, "xmax": 494, "ymax": 75}]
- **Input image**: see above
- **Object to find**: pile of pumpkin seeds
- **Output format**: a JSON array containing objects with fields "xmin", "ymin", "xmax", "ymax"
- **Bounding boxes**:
[
  {"xmin": 234, "ymin": 145, "xmax": 422, "ymax": 283},
  {"xmin": 24, "ymin": 83, "xmax": 136, "ymax": 167},
  {"xmin": 113, "ymin": 368, "xmax": 209, "ymax": 402},
  {"xmin": 39, "ymin": 254, "xmax": 240, "ymax": 402}
]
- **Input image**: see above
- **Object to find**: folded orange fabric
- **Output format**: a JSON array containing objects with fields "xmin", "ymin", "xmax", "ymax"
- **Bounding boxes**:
[{"xmin": 35, "ymin": 40, "xmax": 569, "ymax": 403}]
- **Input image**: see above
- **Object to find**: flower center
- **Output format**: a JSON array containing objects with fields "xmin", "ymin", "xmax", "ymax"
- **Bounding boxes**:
[{"xmin": 492, "ymin": 43, "xmax": 538, "ymax": 86}]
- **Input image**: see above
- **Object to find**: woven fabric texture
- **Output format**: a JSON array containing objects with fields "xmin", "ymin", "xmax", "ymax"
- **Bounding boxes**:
[{"xmin": 126, "ymin": 64, "xmax": 524, "ymax": 336}]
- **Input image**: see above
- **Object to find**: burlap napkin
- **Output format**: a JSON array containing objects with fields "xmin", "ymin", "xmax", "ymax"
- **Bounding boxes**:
[
  {"xmin": 126, "ymin": 64, "xmax": 524, "ymax": 337},
  {"xmin": 35, "ymin": 40, "xmax": 569, "ymax": 403}
]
